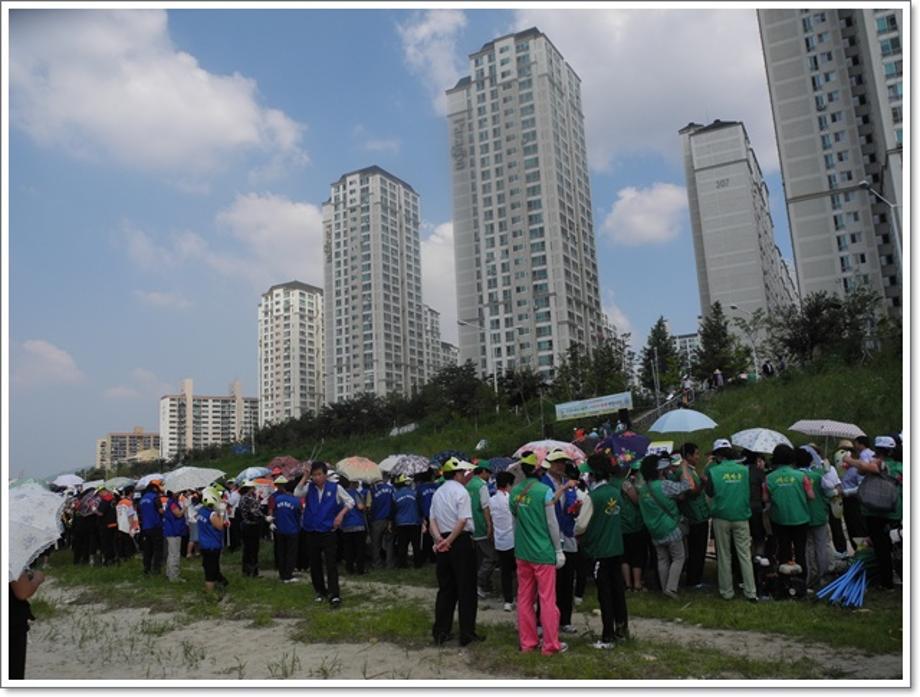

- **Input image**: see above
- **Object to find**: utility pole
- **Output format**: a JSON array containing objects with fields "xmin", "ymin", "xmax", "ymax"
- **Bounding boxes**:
[{"xmin": 652, "ymin": 345, "xmax": 662, "ymax": 415}]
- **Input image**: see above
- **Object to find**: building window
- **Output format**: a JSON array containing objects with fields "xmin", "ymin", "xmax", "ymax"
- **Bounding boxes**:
[
  {"xmin": 876, "ymin": 14, "xmax": 897, "ymax": 34},
  {"xmin": 880, "ymin": 37, "xmax": 901, "ymax": 56}
]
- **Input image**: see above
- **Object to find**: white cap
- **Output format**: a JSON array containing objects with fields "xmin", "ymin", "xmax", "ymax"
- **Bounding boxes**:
[
  {"xmin": 712, "ymin": 438, "xmax": 733, "ymax": 451},
  {"xmin": 874, "ymin": 435, "xmax": 896, "ymax": 449}
]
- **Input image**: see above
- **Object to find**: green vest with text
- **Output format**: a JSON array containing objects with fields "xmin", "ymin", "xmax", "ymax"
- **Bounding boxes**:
[
  {"xmin": 615, "ymin": 475, "xmax": 644, "ymax": 534},
  {"xmin": 583, "ymin": 481, "xmax": 624, "ymax": 559},
  {"xmin": 708, "ymin": 460, "xmax": 752, "ymax": 522},
  {"xmin": 638, "ymin": 479, "xmax": 680, "ymax": 541},
  {"xmin": 766, "ymin": 466, "xmax": 809, "ymax": 526},
  {"xmin": 510, "ymin": 479, "xmax": 555, "ymax": 565},
  {"xmin": 804, "ymin": 468, "xmax": 829, "ymax": 527},
  {"xmin": 466, "ymin": 476, "xmax": 488, "ymax": 539},
  {"xmin": 676, "ymin": 468, "xmax": 710, "ymax": 524}
]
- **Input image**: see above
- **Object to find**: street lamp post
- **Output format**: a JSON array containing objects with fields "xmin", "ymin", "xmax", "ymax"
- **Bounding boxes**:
[
  {"xmin": 728, "ymin": 304, "xmax": 760, "ymax": 380},
  {"xmin": 458, "ymin": 317, "xmax": 500, "ymax": 413},
  {"xmin": 859, "ymin": 179, "xmax": 902, "ymax": 281}
]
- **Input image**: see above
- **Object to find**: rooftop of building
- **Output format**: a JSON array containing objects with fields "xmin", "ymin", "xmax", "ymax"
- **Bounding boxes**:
[
  {"xmin": 678, "ymin": 119, "xmax": 743, "ymax": 136},
  {"xmin": 329, "ymin": 165, "xmax": 417, "ymax": 194},
  {"xmin": 262, "ymin": 280, "xmax": 323, "ymax": 296}
]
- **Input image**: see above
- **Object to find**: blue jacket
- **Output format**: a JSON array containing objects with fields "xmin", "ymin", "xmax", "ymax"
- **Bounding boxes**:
[
  {"xmin": 369, "ymin": 482, "xmax": 395, "ymax": 522},
  {"xmin": 416, "ymin": 482, "xmax": 437, "ymax": 520},
  {"xmin": 197, "ymin": 507, "xmax": 223, "ymax": 551},
  {"xmin": 301, "ymin": 482, "xmax": 342, "ymax": 533},
  {"xmin": 342, "ymin": 488, "xmax": 366, "ymax": 529},
  {"xmin": 162, "ymin": 497, "xmax": 188, "ymax": 537},
  {"xmin": 139, "ymin": 491, "xmax": 162, "ymax": 531},
  {"xmin": 273, "ymin": 493, "xmax": 302, "ymax": 536},
  {"xmin": 394, "ymin": 486, "xmax": 420, "ymax": 526}
]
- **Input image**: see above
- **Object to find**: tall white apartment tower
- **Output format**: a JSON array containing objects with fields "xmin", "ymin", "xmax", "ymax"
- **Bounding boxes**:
[
  {"xmin": 323, "ymin": 166, "xmax": 425, "ymax": 402},
  {"xmin": 446, "ymin": 28, "xmax": 604, "ymax": 382},
  {"xmin": 679, "ymin": 120, "xmax": 800, "ymax": 319},
  {"xmin": 758, "ymin": 8, "xmax": 903, "ymax": 310},
  {"xmin": 258, "ymin": 281, "xmax": 324, "ymax": 427}
]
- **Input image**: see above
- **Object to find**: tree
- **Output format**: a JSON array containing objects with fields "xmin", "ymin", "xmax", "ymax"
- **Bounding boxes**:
[
  {"xmin": 551, "ymin": 343, "xmax": 590, "ymax": 401},
  {"xmin": 639, "ymin": 317, "xmax": 682, "ymax": 395},
  {"xmin": 498, "ymin": 365, "xmax": 545, "ymax": 408},
  {"xmin": 586, "ymin": 333, "xmax": 633, "ymax": 397},
  {"xmin": 693, "ymin": 301, "xmax": 750, "ymax": 382},
  {"xmin": 731, "ymin": 307, "xmax": 767, "ymax": 372}
]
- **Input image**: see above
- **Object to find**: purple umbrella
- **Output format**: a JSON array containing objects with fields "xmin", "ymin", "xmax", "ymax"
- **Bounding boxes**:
[{"xmin": 595, "ymin": 433, "xmax": 651, "ymax": 469}]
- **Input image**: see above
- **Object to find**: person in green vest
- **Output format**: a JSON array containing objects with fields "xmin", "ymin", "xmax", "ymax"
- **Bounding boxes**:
[
  {"xmin": 509, "ymin": 452, "xmax": 567, "ymax": 656},
  {"xmin": 637, "ymin": 452, "xmax": 696, "ymax": 599},
  {"xmin": 799, "ymin": 446, "xmax": 836, "ymax": 588},
  {"xmin": 575, "ymin": 453, "xmax": 629, "ymax": 649},
  {"xmin": 856, "ymin": 435, "xmax": 902, "ymax": 589},
  {"xmin": 615, "ymin": 459, "xmax": 647, "ymax": 592},
  {"xmin": 764, "ymin": 444, "xmax": 814, "ymax": 580},
  {"xmin": 676, "ymin": 443, "xmax": 710, "ymax": 588},
  {"xmin": 467, "ymin": 461, "xmax": 497, "ymax": 598},
  {"xmin": 702, "ymin": 438, "xmax": 757, "ymax": 602}
]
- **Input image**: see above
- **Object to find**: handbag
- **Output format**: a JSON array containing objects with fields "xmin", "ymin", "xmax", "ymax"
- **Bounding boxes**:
[{"xmin": 857, "ymin": 466, "xmax": 899, "ymax": 514}]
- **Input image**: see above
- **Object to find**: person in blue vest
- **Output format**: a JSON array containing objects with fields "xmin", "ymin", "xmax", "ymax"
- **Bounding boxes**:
[
  {"xmin": 138, "ymin": 479, "xmax": 165, "ymax": 576},
  {"xmin": 393, "ymin": 474, "xmax": 423, "ymax": 568},
  {"xmin": 295, "ymin": 462, "xmax": 353, "ymax": 608},
  {"xmin": 163, "ymin": 490, "xmax": 188, "ymax": 583},
  {"xmin": 197, "ymin": 488, "xmax": 230, "ymax": 593},
  {"xmin": 541, "ymin": 450, "xmax": 585, "ymax": 634},
  {"xmin": 368, "ymin": 475, "xmax": 396, "ymax": 569},
  {"xmin": 339, "ymin": 475, "xmax": 368, "ymax": 575},
  {"xmin": 270, "ymin": 477, "xmax": 302, "ymax": 583},
  {"xmin": 415, "ymin": 469, "xmax": 438, "ymax": 564}
]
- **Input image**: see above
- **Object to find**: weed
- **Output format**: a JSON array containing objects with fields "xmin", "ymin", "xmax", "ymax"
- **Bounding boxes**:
[
  {"xmin": 137, "ymin": 618, "xmax": 174, "ymax": 637},
  {"xmin": 180, "ymin": 640, "xmax": 206, "ymax": 670},
  {"xmin": 308, "ymin": 654, "xmax": 343, "ymax": 679},
  {"xmin": 267, "ymin": 651, "xmax": 302, "ymax": 679}
]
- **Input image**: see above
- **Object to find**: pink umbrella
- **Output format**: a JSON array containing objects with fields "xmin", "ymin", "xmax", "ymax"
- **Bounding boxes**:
[{"xmin": 334, "ymin": 456, "xmax": 382, "ymax": 484}]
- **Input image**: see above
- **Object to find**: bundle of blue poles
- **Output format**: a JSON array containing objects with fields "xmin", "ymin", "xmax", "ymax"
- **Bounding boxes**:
[{"xmin": 816, "ymin": 551, "xmax": 876, "ymax": 608}]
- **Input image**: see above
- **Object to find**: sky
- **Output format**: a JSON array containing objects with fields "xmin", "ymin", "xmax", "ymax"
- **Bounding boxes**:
[{"xmin": 6, "ymin": 6, "xmax": 795, "ymax": 479}]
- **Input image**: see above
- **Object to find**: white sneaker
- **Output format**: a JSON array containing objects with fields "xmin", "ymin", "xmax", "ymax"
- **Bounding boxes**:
[
  {"xmin": 560, "ymin": 624, "xmax": 578, "ymax": 634},
  {"xmin": 503, "ymin": 602, "xmax": 514, "ymax": 612},
  {"xmin": 536, "ymin": 625, "xmax": 543, "ymax": 637},
  {"xmin": 556, "ymin": 642, "xmax": 569, "ymax": 654},
  {"xmin": 477, "ymin": 587, "xmax": 488, "ymax": 599},
  {"xmin": 574, "ymin": 596, "xmax": 583, "ymax": 606},
  {"xmin": 592, "ymin": 640, "xmax": 615, "ymax": 650}
]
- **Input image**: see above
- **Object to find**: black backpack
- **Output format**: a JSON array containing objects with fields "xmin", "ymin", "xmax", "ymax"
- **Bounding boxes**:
[{"xmin": 857, "ymin": 467, "xmax": 899, "ymax": 515}]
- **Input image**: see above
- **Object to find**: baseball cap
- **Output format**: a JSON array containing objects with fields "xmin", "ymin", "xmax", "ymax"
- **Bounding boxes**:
[
  {"xmin": 517, "ymin": 451, "xmax": 540, "ymax": 468},
  {"xmin": 393, "ymin": 473, "xmax": 410, "ymax": 485},
  {"xmin": 837, "ymin": 439, "xmax": 855, "ymax": 451},
  {"xmin": 274, "ymin": 475, "xmax": 289, "ymax": 485},
  {"xmin": 442, "ymin": 457, "xmax": 476, "ymax": 473},
  {"xmin": 712, "ymin": 438, "xmax": 733, "ymax": 451},
  {"xmin": 474, "ymin": 459, "xmax": 494, "ymax": 472},
  {"xmin": 545, "ymin": 449, "xmax": 573, "ymax": 463},
  {"xmin": 874, "ymin": 435, "xmax": 896, "ymax": 449}
]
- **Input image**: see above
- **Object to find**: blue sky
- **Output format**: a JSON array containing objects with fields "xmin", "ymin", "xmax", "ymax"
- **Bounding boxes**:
[{"xmin": 7, "ymin": 7, "xmax": 793, "ymax": 478}]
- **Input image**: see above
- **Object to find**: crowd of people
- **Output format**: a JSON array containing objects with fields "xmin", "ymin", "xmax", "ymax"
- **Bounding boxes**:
[{"xmin": 10, "ymin": 424, "xmax": 904, "ymax": 676}]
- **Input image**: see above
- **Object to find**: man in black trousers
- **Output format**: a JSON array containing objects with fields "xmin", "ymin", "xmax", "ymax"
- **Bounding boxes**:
[{"xmin": 429, "ymin": 457, "xmax": 484, "ymax": 647}]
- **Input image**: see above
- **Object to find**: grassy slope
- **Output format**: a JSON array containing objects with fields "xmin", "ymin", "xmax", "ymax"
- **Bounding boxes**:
[{"xmin": 195, "ymin": 356, "xmax": 903, "ymax": 479}]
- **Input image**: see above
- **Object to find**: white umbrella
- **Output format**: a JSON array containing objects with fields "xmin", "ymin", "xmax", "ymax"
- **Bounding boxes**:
[
  {"xmin": 378, "ymin": 455, "xmax": 404, "ymax": 474},
  {"xmin": 789, "ymin": 420, "xmax": 865, "ymax": 439},
  {"xmin": 136, "ymin": 473, "xmax": 166, "ymax": 489},
  {"xmin": 82, "ymin": 479, "xmax": 104, "ymax": 491},
  {"xmin": 10, "ymin": 483, "xmax": 66, "ymax": 578},
  {"xmin": 164, "ymin": 466, "xmax": 225, "ymax": 492},
  {"xmin": 51, "ymin": 473, "xmax": 83, "ymax": 488},
  {"xmin": 104, "ymin": 476, "xmax": 136, "ymax": 491},
  {"xmin": 648, "ymin": 409, "xmax": 717, "ymax": 433},
  {"xmin": 731, "ymin": 428, "xmax": 792, "ymax": 455}
]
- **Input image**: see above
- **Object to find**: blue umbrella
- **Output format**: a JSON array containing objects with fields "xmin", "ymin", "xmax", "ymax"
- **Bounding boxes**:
[
  {"xmin": 430, "ymin": 450, "xmax": 469, "ymax": 466},
  {"xmin": 648, "ymin": 409, "xmax": 717, "ymax": 434},
  {"xmin": 485, "ymin": 456, "xmax": 516, "ymax": 474},
  {"xmin": 595, "ymin": 433, "xmax": 651, "ymax": 469},
  {"xmin": 235, "ymin": 466, "xmax": 271, "ymax": 484}
]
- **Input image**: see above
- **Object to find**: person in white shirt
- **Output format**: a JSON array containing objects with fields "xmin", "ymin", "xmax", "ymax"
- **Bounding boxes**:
[
  {"xmin": 488, "ymin": 471, "xmax": 516, "ymax": 611},
  {"xmin": 429, "ymin": 457, "xmax": 483, "ymax": 647}
]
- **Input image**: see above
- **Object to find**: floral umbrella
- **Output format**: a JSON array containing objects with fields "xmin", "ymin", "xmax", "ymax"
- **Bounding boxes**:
[
  {"xmin": 595, "ymin": 433, "xmax": 651, "ymax": 469},
  {"xmin": 334, "ymin": 456, "xmax": 382, "ymax": 483},
  {"xmin": 10, "ymin": 483, "xmax": 66, "ymax": 578},
  {"xmin": 391, "ymin": 454, "xmax": 433, "ymax": 478},
  {"xmin": 512, "ymin": 439, "xmax": 587, "ymax": 466},
  {"xmin": 429, "ymin": 450, "xmax": 469, "ymax": 467},
  {"xmin": 731, "ymin": 428, "xmax": 793, "ymax": 455}
]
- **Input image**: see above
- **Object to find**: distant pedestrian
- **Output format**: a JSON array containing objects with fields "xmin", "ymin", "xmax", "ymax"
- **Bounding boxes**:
[
  {"xmin": 9, "ymin": 567, "xmax": 45, "ymax": 680},
  {"xmin": 393, "ymin": 474, "xmax": 422, "ymax": 568},
  {"xmin": 270, "ymin": 477, "xmax": 301, "ymax": 583},
  {"xmin": 369, "ymin": 476, "xmax": 396, "ymax": 569},
  {"xmin": 197, "ymin": 488, "xmax": 230, "ymax": 593},
  {"xmin": 138, "ymin": 479, "xmax": 165, "ymax": 575},
  {"xmin": 415, "ymin": 470, "xmax": 439, "ymax": 564},
  {"xmin": 238, "ymin": 481, "xmax": 265, "ymax": 577},
  {"xmin": 489, "ymin": 471, "xmax": 517, "ymax": 612},
  {"xmin": 764, "ymin": 444, "xmax": 814, "ymax": 580},
  {"xmin": 467, "ymin": 461, "xmax": 497, "ymax": 597},
  {"xmin": 339, "ymin": 476, "xmax": 368, "ymax": 575},
  {"xmin": 163, "ymin": 490, "xmax": 188, "ymax": 582}
]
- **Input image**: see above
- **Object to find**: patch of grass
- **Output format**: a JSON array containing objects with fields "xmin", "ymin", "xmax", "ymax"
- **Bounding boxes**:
[
  {"xmin": 180, "ymin": 639, "xmax": 206, "ymax": 670},
  {"xmin": 219, "ymin": 656, "xmax": 247, "ymax": 680},
  {"xmin": 137, "ymin": 617, "xmax": 175, "ymax": 637},
  {"xmin": 307, "ymin": 654, "xmax": 344, "ymax": 679},
  {"xmin": 468, "ymin": 623, "xmax": 828, "ymax": 680},
  {"xmin": 290, "ymin": 601, "xmax": 432, "ymax": 647},
  {"xmin": 362, "ymin": 564, "xmax": 434, "ymax": 588},
  {"xmin": 30, "ymin": 597, "xmax": 61, "ymax": 619},
  {"xmin": 267, "ymin": 651, "xmax": 302, "ymax": 679}
]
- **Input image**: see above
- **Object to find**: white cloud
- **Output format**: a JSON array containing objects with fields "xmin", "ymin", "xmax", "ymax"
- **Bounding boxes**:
[
  {"xmin": 364, "ymin": 138, "xmax": 402, "ymax": 154},
  {"xmin": 133, "ymin": 289, "xmax": 191, "ymax": 310},
  {"xmin": 602, "ymin": 289, "xmax": 633, "ymax": 339},
  {"xmin": 14, "ymin": 339, "xmax": 85, "ymax": 386},
  {"xmin": 397, "ymin": 10, "xmax": 468, "ymax": 115},
  {"xmin": 121, "ymin": 193, "xmax": 325, "ymax": 290},
  {"xmin": 602, "ymin": 183, "xmax": 688, "ymax": 246},
  {"xmin": 420, "ymin": 222, "xmax": 458, "ymax": 344},
  {"xmin": 511, "ymin": 10, "xmax": 779, "ymax": 172},
  {"xmin": 10, "ymin": 10, "xmax": 307, "ymax": 177},
  {"xmin": 104, "ymin": 385, "xmax": 141, "ymax": 399}
]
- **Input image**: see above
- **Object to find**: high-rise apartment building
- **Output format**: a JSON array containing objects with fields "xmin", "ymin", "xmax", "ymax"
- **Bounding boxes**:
[
  {"xmin": 95, "ymin": 426, "xmax": 159, "ymax": 471},
  {"xmin": 159, "ymin": 379, "xmax": 258, "ymax": 460},
  {"xmin": 323, "ymin": 166, "xmax": 425, "ymax": 402},
  {"xmin": 446, "ymin": 27, "xmax": 605, "ymax": 382},
  {"xmin": 680, "ymin": 119, "xmax": 800, "ymax": 320},
  {"xmin": 758, "ymin": 8, "xmax": 903, "ymax": 309},
  {"xmin": 421, "ymin": 304, "xmax": 444, "ymax": 381},
  {"xmin": 258, "ymin": 281, "xmax": 324, "ymax": 427}
]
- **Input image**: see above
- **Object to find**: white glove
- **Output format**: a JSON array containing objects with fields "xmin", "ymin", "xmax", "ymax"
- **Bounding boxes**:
[
  {"xmin": 265, "ymin": 516, "xmax": 274, "ymax": 523},
  {"xmin": 890, "ymin": 528, "xmax": 902, "ymax": 544},
  {"xmin": 270, "ymin": 523, "xmax": 277, "ymax": 532},
  {"xmin": 555, "ymin": 550, "xmax": 566, "ymax": 569}
]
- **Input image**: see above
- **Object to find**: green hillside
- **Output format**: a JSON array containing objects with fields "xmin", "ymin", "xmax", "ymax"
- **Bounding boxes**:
[{"xmin": 193, "ymin": 355, "xmax": 903, "ymax": 479}]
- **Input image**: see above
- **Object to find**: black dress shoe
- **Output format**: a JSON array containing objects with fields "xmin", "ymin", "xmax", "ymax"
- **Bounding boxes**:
[
  {"xmin": 433, "ymin": 633, "xmax": 455, "ymax": 645},
  {"xmin": 459, "ymin": 633, "xmax": 486, "ymax": 646}
]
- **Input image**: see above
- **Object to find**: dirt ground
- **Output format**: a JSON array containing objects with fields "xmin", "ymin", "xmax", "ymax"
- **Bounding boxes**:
[{"xmin": 24, "ymin": 577, "xmax": 901, "ymax": 681}]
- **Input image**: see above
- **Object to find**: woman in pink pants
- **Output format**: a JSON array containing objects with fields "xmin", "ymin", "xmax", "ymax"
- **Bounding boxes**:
[{"xmin": 509, "ymin": 452, "xmax": 568, "ymax": 656}]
